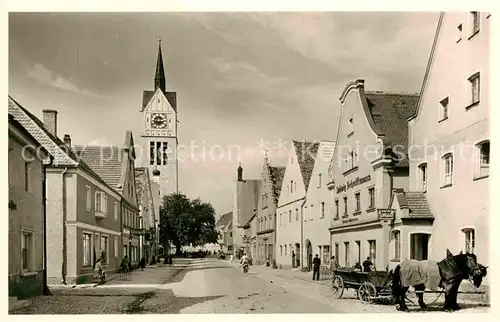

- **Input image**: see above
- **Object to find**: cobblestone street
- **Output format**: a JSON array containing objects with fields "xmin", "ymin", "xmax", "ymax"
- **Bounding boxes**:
[{"xmin": 11, "ymin": 258, "xmax": 490, "ymax": 314}]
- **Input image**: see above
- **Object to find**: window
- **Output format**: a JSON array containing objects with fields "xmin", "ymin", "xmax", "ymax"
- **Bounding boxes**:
[
  {"xmin": 439, "ymin": 97, "xmax": 449, "ymax": 121},
  {"xmin": 368, "ymin": 188, "xmax": 375, "ymax": 209},
  {"xmin": 321, "ymin": 202, "xmax": 325, "ymax": 218},
  {"xmin": 354, "ymin": 192, "xmax": 361, "ymax": 212},
  {"xmin": 289, "ymin": 210, "xmax": 292, "ymax": 223},
  {"xmin": 24, "ymin": 162, "xmax": 31, "ymax": 192},
  {"xmin": 476, "ymin": 141, "xmax": 490, "ymax": 178},
  {"xmin": 100, "ymin": 236, "xmax": 108, "ymax": 264},
  {"xmin": 95, "ymin": 192, "xmax": 107, "ymax": 214},
  {"xmin": 469, "ymin": 72, "xmax": 480, "ymax": 105},
  {"xmin": 21, "ymin": 231, "xmax": 33, "ymax": 271},
  {"xmin": 344, "ymin": 242, "xmax": 350, "ymax": 267},
  {"xmin": 419, "ymin": 163, "xmax": 428, "ymax": 192},
  {"xmin": 348, "ymin": 117, "xmax": 354, "ymax": 135},
  {"xmin": 229, "ymin": 232, "xmax": 232, "ymax": 237},
  {"xmin": 86, "ymin": 186, "xmax": 92, "ymax": 210},
  {"xmin": 114, "ymin": 236, "xmax": 119, "ymax": 257},
  {"xmin": 318, "ymin": 173, "xmax": 322, "ymax": 188},
  {"xmin": 284, "ymin": 245, "xmax": 287, "ymax": 256},
  {"xmin": 355, "ymin": 241, "xmax": 361, "ymax": 265},
  {"xmin": 290, "ymin": 181, "xmax": 293, "ymax": 193},
  {"xmin": 335, "ymin": 243, "xmax": 339, "ymax": 262},
  {"xmin": 463, "ymin": 228, "xmax": 475, "ymax": 254},
  {"xmin": 162, "ymin": 142, "xmax": 168, "ymax": 165},
  {"xmin": 442, "ymin": 154, "xmax": 454, "ymax": 186},
  {"xmin": 470, "ymin": 11, "xmax": 480, "ymax": 35},
  {"xmin": 343, "ymin": 196, "xmax": 348, "ymax": 215},
  {"xmin": 335, "ymin": 200, "xmax": 339, "ymax": 217},
  {"xmin": 280, "ymin": 213, "xmax": 282, "ymax": 226},
  {"xmin": 95, "ymin": 234, "xmax": 100, "ymax": 262},
  {"xmin": 280, "ymin": 245, "xmax": 283, "ymax": 256},
  {"xmin": 309, "ymin": 204, "xmax": 313, "ymax": 220},
  {"xmin": 123, "ymin": 245, "xmax": 128, "ymax": 258},
  {"xmin": 114, "ymin": 202, "xmax": 118, "ymax": 220},
  {"xmin": 456, "ymin": 23, "xmax": 463, "ymax": 42},
  {"xmin": 295, "ymin": 208, "xmax": 299, "ymax": 221},
  {"xmin": 156, "ymin": 142, "xmax": 162, "ymax": 165},
  {"xmin": 149, "ymin": 142, "xmax": 155, "ymax": 165},
  {"xmin": 83, "ymin": 233, "xmax": 92, "ymax": 267},
  {"xmin": 393, "ymin": 231, "xmax": 401, "ymax": 260}
]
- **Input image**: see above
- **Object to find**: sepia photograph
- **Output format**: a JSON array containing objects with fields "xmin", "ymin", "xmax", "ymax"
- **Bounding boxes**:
[{"xmin": 7, "ymin": 7, "xmax": 492, "ymax": 315}]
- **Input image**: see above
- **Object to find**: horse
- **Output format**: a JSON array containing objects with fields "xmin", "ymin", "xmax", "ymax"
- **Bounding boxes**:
[{"xmin": 391, "ymin": 249, "xmax": 487, "ymax": 312}]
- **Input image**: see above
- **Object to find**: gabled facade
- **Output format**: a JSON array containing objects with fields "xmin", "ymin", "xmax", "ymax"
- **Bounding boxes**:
[
  {"xmin": 8, "ymin": 114, "xmax": 50, "ymax": 298},
  {"xmin": 9, "ymin": 97, "xmax": 123, "ymax": 285},
  {"xmin": 302, "ymin": 141, "xmax": 335, "ymax": 270},
  {"xmin": 406, "ymin": 12, "xmax": 490, "ymax": 268},
  {"xmin": 328, "ymin": 80, "xmax": 419, "ymax": 271},
  {"xmin": 139, "ymin": 40, "xmax": 179, "ymax": 198},
  {"xmin": 232, "ymin": 164, "xmax": 260, "ymax": 258},
  {"xmin": 75, "ymin": 132, "xmax": 142, "ymax": 267},
  {"xmin": 276, "ymin": 141, "xmax": 319, "ymax": 269},
  {"xmin": 255, "ymin": 156, "xmax": 285, "ymax": 265},
  {"xmin": 216, "ymin": 211, "xmax": 233, "ymax": 254}
]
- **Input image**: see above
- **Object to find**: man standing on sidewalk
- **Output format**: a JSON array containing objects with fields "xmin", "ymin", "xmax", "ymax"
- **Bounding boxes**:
[
  {"xmin": 291, "ymin": 251, "xmax": 296, "ymax": 268},
  {"xmin": 312, "ymin": 254, "xmax": 321, "ymax": 281}
]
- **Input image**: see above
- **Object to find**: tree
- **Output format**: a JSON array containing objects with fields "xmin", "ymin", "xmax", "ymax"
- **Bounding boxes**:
[{"xmin": 159, "ymin": 193, "xmax": 219, "ymax": 255}]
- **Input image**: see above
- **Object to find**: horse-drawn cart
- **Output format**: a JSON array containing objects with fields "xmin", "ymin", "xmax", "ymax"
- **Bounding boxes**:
[{"xmin": 331, "ymin": 268, "xmax": 393, "ymax": 304}]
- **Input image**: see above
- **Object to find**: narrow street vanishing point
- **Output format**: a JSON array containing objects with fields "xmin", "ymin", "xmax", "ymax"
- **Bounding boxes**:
[{"xmin": 11, "ymin": 258, "xmax": 489, "ymax": 314}]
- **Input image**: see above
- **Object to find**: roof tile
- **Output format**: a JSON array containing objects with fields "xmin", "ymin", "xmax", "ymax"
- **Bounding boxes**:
[{"xmin": 293, "ymin": 141, "xmax": 320, "ymax": 190}]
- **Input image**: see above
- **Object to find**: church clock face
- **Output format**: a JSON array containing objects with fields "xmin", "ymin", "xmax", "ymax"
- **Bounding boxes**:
[{"xmin": 151, "ymin": 113, "xmax": 167, "ymax": 129}]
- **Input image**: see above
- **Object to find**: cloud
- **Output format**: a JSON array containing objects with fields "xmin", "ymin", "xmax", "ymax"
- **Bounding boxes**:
[{"xmin": 26, "ymin": 63, "xmax": 103, "ymax": 97}]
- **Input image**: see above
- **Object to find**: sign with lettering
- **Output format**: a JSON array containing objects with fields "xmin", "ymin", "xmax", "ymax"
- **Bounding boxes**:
[
  {"xmin": 336, "ymin": 175, "xmax": 371, "ymax": 193},
  {"xmin": 377, "ymin": 209, "xmax": 395, "ymax": 220},
  {"xmin": 342, "ymin": 217, "xmax": 359, "ymax": 224}
]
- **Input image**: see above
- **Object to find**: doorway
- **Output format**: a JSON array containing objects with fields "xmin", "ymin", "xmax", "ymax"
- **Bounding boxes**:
[
  {"xmin": 410, "ymin": 233, "xmax": 430, "ymax": 261},
  {"xmin": 306, "ymin": 240, "xmax": 313, "ymax": 271}
]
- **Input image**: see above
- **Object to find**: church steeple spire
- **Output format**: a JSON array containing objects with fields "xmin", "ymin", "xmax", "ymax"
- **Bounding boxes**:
[{"xmin": 154, "ymin": 37, "xmax": 166, "ymax": 92}]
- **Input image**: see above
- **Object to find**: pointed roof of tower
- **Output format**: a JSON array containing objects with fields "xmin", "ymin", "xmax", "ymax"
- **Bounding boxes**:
[{"xmin": 155, "ymin": 38, "xmax": 166, "ymax": 91}]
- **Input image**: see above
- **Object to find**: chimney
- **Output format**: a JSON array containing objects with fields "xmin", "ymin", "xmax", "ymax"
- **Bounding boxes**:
[
  {"xmin": 63, "ymin": 134, "xmax": 71, "ymax": 147},
  {"xmin": 42, "ymin": 109, "xmax": 58, "ymax": 137}
]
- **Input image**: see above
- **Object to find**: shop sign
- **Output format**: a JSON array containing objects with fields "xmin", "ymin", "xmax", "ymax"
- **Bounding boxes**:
[
  {"xmin": 377, "ymin": 209, "xmax": 395, "ymax": 220},
  {"xmin": 342, "ymin": 217, "xmax": 359, "ymax": 224},
  {"xmin": 336, "ymin": 175, "xmax": 371, "ymax": 193}
]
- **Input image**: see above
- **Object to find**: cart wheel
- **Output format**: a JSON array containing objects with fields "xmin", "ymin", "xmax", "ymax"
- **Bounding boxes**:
[
  {"xmin": 358, "ymin": 282, "xmax": 377, "ymax": 304},
  {"xmin": 331, "ymin": 275, "xmax": 344, "ymax": 299}
]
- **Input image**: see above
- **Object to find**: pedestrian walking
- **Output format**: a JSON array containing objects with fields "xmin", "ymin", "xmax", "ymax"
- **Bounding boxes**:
[
  {"xmin": 291, "ymin": 251, "xmax": 296, "ymax": 268},
  {"xmin": 312, "ymin": 254, "xmax": 321, "ymax": 281},
  {"xmin": 139, "ymin": 257, "xmax": 146, "ymax": 271}
]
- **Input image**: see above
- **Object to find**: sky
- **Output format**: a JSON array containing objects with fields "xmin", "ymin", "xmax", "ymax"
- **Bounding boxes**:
[{"xmin": 8, "ymin": 12, "xmax": 439, "ymax": 217}]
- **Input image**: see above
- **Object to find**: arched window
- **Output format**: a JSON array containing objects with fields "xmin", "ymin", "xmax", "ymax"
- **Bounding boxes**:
[
  {"xmin": 462, "ymin": 228, "xmax": 475, "ymax": 254},
  {"xmin": 475, "ymin": 140, "xmax": 490, "ymax": 179},
  {"xmin": 418, "ymin": 162, "xmax": 428, "ymax": 192}
]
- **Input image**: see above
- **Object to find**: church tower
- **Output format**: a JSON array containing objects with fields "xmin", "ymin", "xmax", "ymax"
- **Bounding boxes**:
[{"xmin": 140, "ymin": 39, "xmax": 179, "ymax": 198}]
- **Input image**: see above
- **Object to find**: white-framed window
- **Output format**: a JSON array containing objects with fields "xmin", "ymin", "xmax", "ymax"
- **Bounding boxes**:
[
  {"xmin": 442, "ymin": 153, "xmax": 454, "ymax": 187},
  {"xmin": 470, "ymin": 11, "xmax": 480, "ymax": 36},
  {"xmin": 83, "ymin": 233, "xmax": 92, "ymax": 267},
  {"xmin": 439, "ymin": 97, "xmax": 449, "ymax": 121},
  {"xmin": 393, "ymin": 230, "xmax": 401, "ymax": 260},
  {"xmin": 368, "ymin": 187, "xmax": 375, "ymax": 209},
  {"xmin": 321, "ymin": 202, "xmax": 325, "ymax": 218},
  {"xmin": 86, "ymin": 186, "xmax": 92, "ymax": 210},
  {"xmin": 280, "ymin": 245, "xmax": 283, "ymax": 256},
  {"xmin": 475, "ymin": 141, "xmax": 490, "ymax": 178},
  {"xmin": 21, "ymin": 230, "xmax": 34, "ymax": 271},
  {"xmin": 114, "ymin": 202, "xmax": 119, "ymax": 220},
  {"xmin": 419, "ymin": 163, "xmax": 428, "ymax": 192},
  {"xmin": 343, "ymin": 196, "xmax": 348, "ymax": 215},
  {"xmin": 100, "ymin": 235, "xmax": 108, "ymax": 264},
  {"xmin": 114, "ymin": 236, "xmax": 119, "ymax": 257},
  {"xmin": 462, "ymin": 228, "xmax": 475, "ymax": 254},
  {"xmin": 24, "ymin": 162, "xmax": 32, "ymax": 193},
  {"xmin": 354, "ymin": 192, "xmax": 361, "ymax": 212},
  {"xmin": 456, "ymin": 23, "xmax": 463, "ymax": 42},
  {"xmin": 468, "ymin": 72, "xmax": 480, "ymax": 105},
  {"xmin": 95, "ymin": 191, "xmax": 107, "ymax": 213}
]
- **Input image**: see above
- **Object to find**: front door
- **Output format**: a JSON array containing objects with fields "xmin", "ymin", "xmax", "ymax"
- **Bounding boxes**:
[{"xmin": 410, "ymin": 233, "xmax": 429, "ymax": 261}]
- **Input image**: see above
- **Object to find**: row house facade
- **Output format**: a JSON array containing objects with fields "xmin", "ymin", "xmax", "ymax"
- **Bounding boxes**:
[
  {"xmin": 232, "ymin": 164, "xmax": 260, "ymax": 258},
  {"xmin": 9, "ymin": 97, "xmax": 123, "ymax": 285},
  {"xmin": 327, "ymin": 80, "xmax": 419, "ymax": 271},
  {"xmin": 255, "ymin": 157, "xmax": 285, "ymax": 265},
  {"xmin": 405, "ymin": 12, "xmax": 490, "ymax": 270},
  {"xmin": 276, "ymin": 141, "xmax": 319, "ymax": 269},
  {"xmin": 8, "ymin": 113, "xmax": 51, "ymax": 298},
  {"xmin": 302, "ymin": 141, "xmax": 335, "ymax": 270},
  {"xmin": 242, "ymin": 213, "xmax": 257, "ymax": 260},
  {"xmin": 75, "ymin": 132, "xmax": 141, "ymax": 267},
  {"xmin": 216, "ymin": 211, "xmax": 233, "ymax": 254}
]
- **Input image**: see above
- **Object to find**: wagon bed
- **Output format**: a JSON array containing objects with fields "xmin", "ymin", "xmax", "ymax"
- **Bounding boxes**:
[{"xmin": 331, "ymin": 268, "xmax": 393, "ymax": 304}]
